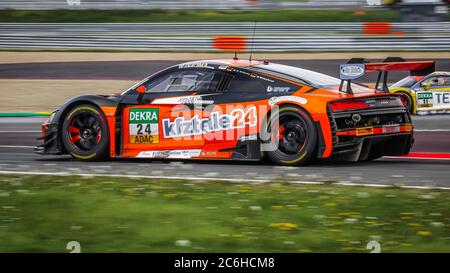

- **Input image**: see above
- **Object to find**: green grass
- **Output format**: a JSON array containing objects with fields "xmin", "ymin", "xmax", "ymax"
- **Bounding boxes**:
[
  {"xmin": 0, "ymin": 174, "xmax": 449, "ymax": 252},
  {"xmin": 0, "ymin": 9, "xmax": 401, "ymax": 23}
]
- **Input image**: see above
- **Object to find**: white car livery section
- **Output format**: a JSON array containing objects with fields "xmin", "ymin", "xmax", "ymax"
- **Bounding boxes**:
[
  {"xmin": 268, "ymin": 96, "xmax": 308, "ymax": 106},
  {"xmin": 151, "ymin": 94, "xmax": 219, "ymax": 105},
  {"xmin": 137, "ymin": 149, "xmax": 202, "ymax": 158},
  {"xmin": 416, "ymin": 91, "xmax": 450, "ymax": 111},
  {"xmin": 163, "ymin": 106, "xmax": 257, "ymax": 138}
]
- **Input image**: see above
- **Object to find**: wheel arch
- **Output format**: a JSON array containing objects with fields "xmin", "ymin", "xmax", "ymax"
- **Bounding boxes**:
[
  {"xmin": 54, "ymin": 96, "xmax": 118, "ymax": 154},
  {"xmin": 260, "ymin": 102, "xmax": 320, "ymax": 159},
  {"xmin": 390, "ymin": 88, "xmax": 416, "ymax": 114}
]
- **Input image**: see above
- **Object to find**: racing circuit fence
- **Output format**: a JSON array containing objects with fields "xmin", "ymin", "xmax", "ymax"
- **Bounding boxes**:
[
  {"xmin": 0, "ymin": 0, "xmax": 374, "ymax": 10},
  {"xmin": 0, "ymin": 22, "xmax": 449, "ymax": 51}
]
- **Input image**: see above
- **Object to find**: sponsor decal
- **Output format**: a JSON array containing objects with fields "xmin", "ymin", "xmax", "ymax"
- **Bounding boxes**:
[
  {"xmin": 178, "ymin": 62, "xmax": 214, "ymax": 69},
  {"xmin": 418, "ymin": 103, "xmax": 433, "ymax": 108},
  {"xmin": 137, "ymin": 149, "xmax": 201, "ymax": 159},
  {"xmin": 417, "ymin": 91, "xmax": 450, "ymax": 110},
  {"xmin": 340, "ymin": 64, "xmax": 365, "ymax": 80},
  {"xmin": 356, "ymin": 126, "xmax": 374, "ymax": 136},
  {"xmin": 152, "ymin": 94, "xmax": 215, "ymax": 105},
  {"xmin": 231, "ymin": 68, "xmax": 252, "ymax": 76},
  {"xmin": 417, "ymin": 92, "xmax": 433, "ymax": 100},
  {"xmin": 129, "ymin": 108, "xmax": 159, "ymax": 144},
  {"xmin": 382, "ymin": 124, "xmax": 400, "ymax": 134},
  {"xmin": 239, "ymin": 134, "xmax": 258, "ymax": 142},
  {"xmin": 267, "ymin": 85, "xmax": 291, "ymax": 93},
  {"xmin": 255, "ymin": 74, "xmax": 274, "ymax": 83},
  {"xmin": 218, "ymin": 66, "xmax": 274, "ymax": 82},
  {"xmin": 268, "ymin": 96, "xmax": 307, "ymax": 106},
  {"xmin": 163, "ymin": 107, "xmax": 257, "ymax": 138},
  {"xmin": 201, "ymin": 151, "xmax": 217, "ymax": 156}
]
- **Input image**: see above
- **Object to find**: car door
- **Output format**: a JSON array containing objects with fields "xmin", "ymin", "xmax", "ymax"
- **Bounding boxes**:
[
  {"xmin": 201, "ymin": 68, "xmax": 301, "ymax": 157},
  {"xmin": 414, "ymin": 75, "xmax": 450, "ymax": 111},
  {"xmin": 120, "ymin": 66, "xmax": 225, "ymax": 158}
]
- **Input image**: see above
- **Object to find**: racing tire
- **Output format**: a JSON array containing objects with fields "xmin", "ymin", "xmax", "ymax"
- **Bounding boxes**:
[
  {"xmin": 263, "ymin": 105, "xmax": 317, "ymax": 166},
  {"xmin": 61, "ymin": 104, "xmax": 109, "ymax": 161},
  {"xmin": 398, "ymin": 92, "xmax": 414, "ymax": 114}
]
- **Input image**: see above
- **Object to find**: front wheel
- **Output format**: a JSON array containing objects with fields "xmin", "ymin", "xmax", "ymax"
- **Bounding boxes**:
[
  {"xmin": 61, "ymin": 104, "xmax": 109, "ymax": 161},
  {"xmin": 263, "ymin": 106, "xmax": 317, "ymax": 166}
]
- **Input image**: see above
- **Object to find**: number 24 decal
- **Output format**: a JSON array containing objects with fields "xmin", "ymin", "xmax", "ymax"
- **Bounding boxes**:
[{"xmin": 137, "ymin": 124, "xmax": 152, "ymax": 135}]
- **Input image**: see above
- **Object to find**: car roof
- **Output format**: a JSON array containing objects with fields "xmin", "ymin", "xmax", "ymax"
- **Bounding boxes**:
[
  {"xmin": 181, "ymin": 59, "xmax": 337, "ymax": 82},
  {"xmin": 180, "ymin": 59, "xmax": 373, "ymax": 90},
  {"xmin": 429, "ymin": 71, "xmax": 450, "ymax": 76},
  {"xmin": 180, "ymin": 59, "xmax": 265, "ymax": 67}
]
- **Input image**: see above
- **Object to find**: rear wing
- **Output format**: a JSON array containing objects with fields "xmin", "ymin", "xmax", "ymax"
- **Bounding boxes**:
[{"xmin": 339, "ymin": 57, "xmax": 435, "ymax": 94}]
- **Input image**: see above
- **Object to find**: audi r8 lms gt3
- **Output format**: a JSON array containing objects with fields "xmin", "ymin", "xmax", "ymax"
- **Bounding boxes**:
[
  {"xmin": 35, "ymin": 58, "xmax": 419, "ymax": 166},
  {"xmin": 389, "ymin": 71, "xmax": 450, "ymax": 114}
]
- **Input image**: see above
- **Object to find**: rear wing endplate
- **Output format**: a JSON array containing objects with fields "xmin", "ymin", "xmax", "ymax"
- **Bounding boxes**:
[{"xmin": 339, "ymin": 57, "xmax": 435, "ymax": 94}]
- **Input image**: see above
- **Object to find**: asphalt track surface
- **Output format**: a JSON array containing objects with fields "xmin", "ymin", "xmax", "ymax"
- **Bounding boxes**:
[
  {"xmin": 0, "ymin": 59, "xmax": 449, "ymax": 187},
  {"xmin": 0, "ymin": 116, "xmax": 449, "ymax": 188}
]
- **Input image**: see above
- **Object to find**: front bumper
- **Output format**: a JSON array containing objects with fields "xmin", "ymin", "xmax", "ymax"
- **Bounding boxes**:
[{"xmin": 34, "ymin": 119, "xmax": 62, "ymax": 155}]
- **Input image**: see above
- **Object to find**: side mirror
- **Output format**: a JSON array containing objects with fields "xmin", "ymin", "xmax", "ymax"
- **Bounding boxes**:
[
  {"xmin": 421, "ymin": 82, "xmax": 431, "ymax": 90},
  {"xmin": 136, "ymin": 85, "xmax": 146, "ymax": 94}
]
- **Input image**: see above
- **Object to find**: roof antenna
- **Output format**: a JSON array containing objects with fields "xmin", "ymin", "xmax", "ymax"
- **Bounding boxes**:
[{"xmin": 249, "ymin": 22, "xmax": 256, "ymax": 63}]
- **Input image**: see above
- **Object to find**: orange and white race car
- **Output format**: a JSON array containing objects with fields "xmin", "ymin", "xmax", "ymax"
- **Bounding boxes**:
[{"xmin": 35, "ymin": 58, "xmax": 427, "ymax": 165}]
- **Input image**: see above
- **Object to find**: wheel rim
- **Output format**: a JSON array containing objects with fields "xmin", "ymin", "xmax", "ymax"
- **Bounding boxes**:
[
  {"xmin": 275, "ymin": 115, "xmax": 307, "ymax": 155},
  {"xmin": 67, "ymin": 111, "xmax": 102, "ymax": 151}
]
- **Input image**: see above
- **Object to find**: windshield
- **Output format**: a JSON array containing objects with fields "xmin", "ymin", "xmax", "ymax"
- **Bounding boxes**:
[
  {"xmin": 390, "ymin": 76, "xmax": 420, "ymax": 88},
  {"xmin": 250, "ymin": 63, "xmax": 373, "ymax": 92}
]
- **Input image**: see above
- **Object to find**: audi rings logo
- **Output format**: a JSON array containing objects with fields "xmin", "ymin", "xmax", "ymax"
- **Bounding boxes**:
[{"xmin": 352, "ymin": 113, "xmax": 362, "ymax": 123}]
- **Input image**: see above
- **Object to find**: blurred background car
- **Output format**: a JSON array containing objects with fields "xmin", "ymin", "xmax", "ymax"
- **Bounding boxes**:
[{"xmin": 390, "ymin": 71, "xmax": 450, "ymax": 114}]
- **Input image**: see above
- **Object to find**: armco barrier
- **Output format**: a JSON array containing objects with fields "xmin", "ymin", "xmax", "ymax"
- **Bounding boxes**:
[
  {"xmin": 0, "ymin": 22, "xmax": 449, "ymax": 52},
  {"xmin": 0, "ymin": 34, "xmax": 449, "ymax": 51},
  {"xmin": 0, "ymin": 22, "xmax": 449, "ymax": 35}
]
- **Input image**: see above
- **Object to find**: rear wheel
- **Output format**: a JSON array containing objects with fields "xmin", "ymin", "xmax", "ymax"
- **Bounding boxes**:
[
  {"xmin": 398, "ymin": 92, "xmax": 414, "ymax": 114},
  {"xmin": 263, "ymin": 106, "xmax": 317, "ymax": 166},
  {"xmin": 61, "ymin": 104, "xmax": 109, "ymax": 161}
]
